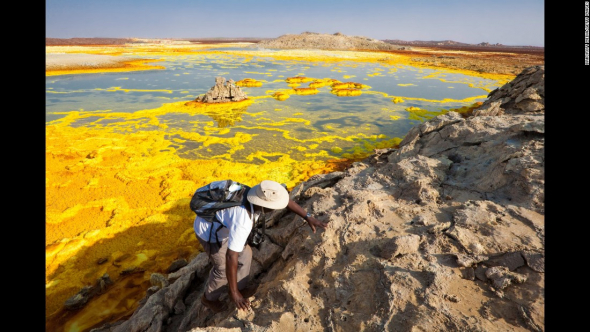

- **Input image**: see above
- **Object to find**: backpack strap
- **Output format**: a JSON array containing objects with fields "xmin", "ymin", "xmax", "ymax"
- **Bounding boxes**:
[
  {"xmin": 207, "ymin": 201, "xmax": 251, "ymax": 247},
  {"xmin": 205, "ymin": 215, "xmax": 224, "ymax": 262},
  {"xmin": 212, "ymin": 215, "xmax": 223, "ymax": 246},
  {"xmin": 261, "ymin": 207, "xmax": 266, "ymax": 238}
]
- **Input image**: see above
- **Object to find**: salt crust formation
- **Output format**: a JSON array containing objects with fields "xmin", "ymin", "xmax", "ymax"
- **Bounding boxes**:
[{"xmin": 89, "ymin": 66, "xmax": 544, "ymax": 332}]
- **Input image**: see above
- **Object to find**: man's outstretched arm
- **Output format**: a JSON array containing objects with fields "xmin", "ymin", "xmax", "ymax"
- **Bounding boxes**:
[{"xmin": 286, "ymin": 199, "xmax": 328, "ymax": 233}]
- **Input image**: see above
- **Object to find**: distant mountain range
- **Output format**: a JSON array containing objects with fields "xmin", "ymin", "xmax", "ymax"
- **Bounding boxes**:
[
  {"xmin": 383, "ymin": 39, "xmax": 471, "ymax": 46},
  {"xmin": 382, "ymin": 39, "xmax": 543, "ymax": 49}
]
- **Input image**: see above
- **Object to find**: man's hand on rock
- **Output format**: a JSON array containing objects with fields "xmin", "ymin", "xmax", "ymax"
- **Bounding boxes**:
[
  {"xmin": 306, "ymin": 215, "xmax": 328, "ymax": 233},
  {"xmin": 230, "ymin": 290, "xmax": 251, "ymax": 311}
]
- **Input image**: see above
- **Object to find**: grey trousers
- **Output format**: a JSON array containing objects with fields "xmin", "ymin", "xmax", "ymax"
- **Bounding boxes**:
[{"xmin": 197, "ymin": 236, "xmax": 252, "ymax": 301}]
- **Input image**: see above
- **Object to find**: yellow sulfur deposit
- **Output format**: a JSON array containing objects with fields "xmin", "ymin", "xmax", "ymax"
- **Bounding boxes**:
[
  {"xmin": 332, "ymin": 82, "xmax": 365, "ymax": 89},
  {"xmin": 286, "ymin": 76, "xmax": 313, "ymax": 83},
  {"xmin": 308, "ymin": 82, "xmax": 325, "ymax": 89},
  {"xmin": 330, "ymin": 80, "xmax": 365, "ymax": 97},
  {"xmin": 331, "ymin": 146, "xmax": 343, "ymax": 154},
  {"xmin": 339, "ymin": 136, "xmax": 402, "ymax": 160},
  {"xmin": 447, "ymin": 101, "xmax": 484, "ymax": 117},
  {"xmin": 183, "ymin": 99, "xmax": 254, "ymax": 127},
  {"xmin": 405, "ymin": 106, "xmax": 445, "ymax": 121},
  {"xmin": 293, "ymin": 87, "xmax": 319, "ymax": 95},
  {"xmin": 235, "ymin": 78, "xmax": 263, "ymax": 87},
  {"xmin": 46, "ymin": 59, "xmax": 167, "ymax": 77},
  {"xmin": 272, "ymin": 91, "xmax": 291, "ymax": 101},
  {"xmin": 331, "ymin": 89, "xmax": 362, "ymax": 97},
  {"xmin": 45, "ymin": 97, "xmax": 357, "ymax": 323},
  {"xmin": 326, "ymin": 78, "xmax": 342, "ymax": 85},
  {"xmin": 308, "ymin": 79, "xmax": 330, "ymax": 88}
]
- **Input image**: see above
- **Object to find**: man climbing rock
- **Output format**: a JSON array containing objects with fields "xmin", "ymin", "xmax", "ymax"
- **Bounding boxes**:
[{"xmin": 194, "ymin": 180, "xmax": 328, "ymax": 312}]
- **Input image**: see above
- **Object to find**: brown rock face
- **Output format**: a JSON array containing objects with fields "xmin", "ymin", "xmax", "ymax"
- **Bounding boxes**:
[
  {"xmin": 89, "ymin": 66, "xmax": 544, "ymax": 332},
  {"xmin": 197, "ymin": 77, "xmax": 248, "ymax": 103},
  {"xmin": 474, "ymin": 66, "xmax": 544, "ymax": 116}
]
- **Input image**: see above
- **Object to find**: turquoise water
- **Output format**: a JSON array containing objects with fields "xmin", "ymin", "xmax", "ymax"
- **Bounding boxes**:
[{"xmin": 46, "ymin": 52, "xmax": 500, "ymax": 162}]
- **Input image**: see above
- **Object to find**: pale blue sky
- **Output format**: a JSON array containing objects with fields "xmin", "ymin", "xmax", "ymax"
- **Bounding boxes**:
[{"xmin": 46, "ymin": 0, "xmax": 545, "ymax": 46}]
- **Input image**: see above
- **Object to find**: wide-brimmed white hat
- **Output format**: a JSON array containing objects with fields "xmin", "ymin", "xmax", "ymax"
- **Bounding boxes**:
[{"xmin": 247, "ymin": 180, "xmax": 289, "ymax": 210}]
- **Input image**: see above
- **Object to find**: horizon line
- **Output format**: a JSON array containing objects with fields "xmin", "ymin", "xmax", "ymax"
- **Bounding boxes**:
[{"xmin": 45, "ymin": 36, "xmax": 545, "ymax": 48}]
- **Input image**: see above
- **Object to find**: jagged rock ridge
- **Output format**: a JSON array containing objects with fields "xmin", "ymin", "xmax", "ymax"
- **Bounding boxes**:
[{"xmin": 91, "ymin": 66, "xmax": 544, "ymax": 332}]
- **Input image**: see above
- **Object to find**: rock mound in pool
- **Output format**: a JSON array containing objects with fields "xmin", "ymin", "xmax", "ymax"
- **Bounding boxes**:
[{"xmin": 193, "ymin": 77, "xmax": 248, "ymax": 103}]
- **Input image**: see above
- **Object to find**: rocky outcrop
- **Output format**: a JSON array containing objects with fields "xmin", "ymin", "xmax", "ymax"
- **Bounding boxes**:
[
  {"xmin": 91, "ymin": 66, "xmax": 544, "ymax": 332},
  {"xmin": 474, "ymin": 65, "xmax": 544, "ymax": 116},
  {"xmin": 195, "ymin": 77, "xmax": 248, "ymax": 103},
  {"xmin": 253, "ymin": 31, "xmax": 407, "ymax": 51}
]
